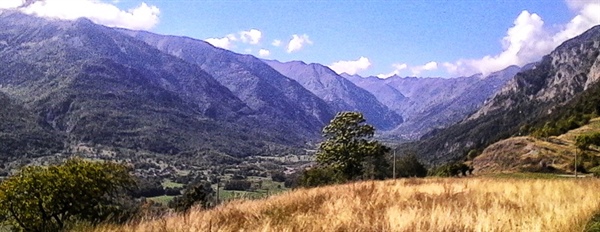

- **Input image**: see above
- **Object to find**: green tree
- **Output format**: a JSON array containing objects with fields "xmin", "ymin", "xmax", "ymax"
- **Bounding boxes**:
[
  {"xmin": 0, "ymin": 158, "xmax": 135, "ymax": 231},
  {"xmin": 394, "ymin": 153, "xmax": 428, "ymax": 178},
  {"xmin": 298, "ymin": 166, "xmax": 340, "ymax": 187},
  {"xmin": 168, "ymin": 182, "xmax": 214, "ymax": 212},
  {"xmin": 315, "ymin": 111, "xmax": 390, "ymax": 182}
]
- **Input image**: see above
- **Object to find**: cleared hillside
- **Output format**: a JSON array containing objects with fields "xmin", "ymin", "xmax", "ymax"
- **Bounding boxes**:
[
  {"xmin": 94, "ymin": 178, "xmax": 600, "ymax": 232},
  {"xmin": 473, "ymin": 117, "xmax": 600, "ymax": 174}
]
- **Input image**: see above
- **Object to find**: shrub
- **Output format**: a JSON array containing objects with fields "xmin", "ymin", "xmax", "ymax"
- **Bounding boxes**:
[
  {"xmin": 298, "ymin": 166, "xmax": 341, "ymax": 187},
  {"xmin": 168, "ymin": 182, "xmax": 214, "ymax": 212},
  {"xmin": 394, "ymin": 154, "xmax": 428, "ymax": 178},
  {"xmin": 0, "ymin": 158, "xmax": 135, "ymax": 231},
  {"xmin": 271, "ymin": 171, "xmax": 286, "ymax": 182},
  {"xmin": 223, "ymin": 180, "xmax": 252, "ymax": 191}
]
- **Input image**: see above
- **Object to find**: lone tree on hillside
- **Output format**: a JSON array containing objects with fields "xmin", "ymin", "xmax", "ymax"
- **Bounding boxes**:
[
  {"xmin": 315, "ymin": 111, "xmax": 390, "ymax": 182},
  {"xmin": 0, "ymin": 158, "xmax": 135, "ymax": 231}
]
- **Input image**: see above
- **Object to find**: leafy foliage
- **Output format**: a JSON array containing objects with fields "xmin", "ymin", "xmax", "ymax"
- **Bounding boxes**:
[
  {"xmin": 429, "ymin": 162, "xmax": 472, "ymax": 177},
  {"xmin": 168, "ymin": 182, "xmax": 214, "ymax": 212},
  {"xmin": 0, "ymin": 92, "xmax": 63, "ymax": 160},
  {"xmin": 532, "ymin": 115, "xmax": 593, "ymax": 138},
  {"xmin": 313, "ymin": 111, "xmax": 390, "ymax": 183},
  {"xmin": 393, "ymin": 154, "xmax": 428, "ymax": 178},
  {"xmin": 298, "ymin": 166, "xmax": 341, "ymax": 188},
  {"xmin": 223, "ymin": 180, "xmax": 253, "ymax": 191},
  {"xmin": 0, "ymin": 158, "xmax": 135, "ymax": 231},
  {"xmin": 576, "ymin": 133, "xmax": 600, "ymax": 150}
]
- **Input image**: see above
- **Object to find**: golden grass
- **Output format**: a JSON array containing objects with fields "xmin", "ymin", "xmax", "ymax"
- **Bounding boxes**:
[{"xmin": 92, "ymin": 178, "xmax": 600, "ymax": 232}]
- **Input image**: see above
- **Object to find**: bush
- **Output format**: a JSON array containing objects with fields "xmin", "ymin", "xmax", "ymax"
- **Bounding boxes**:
[
  {"xmin": 576, "ymin": 133, "xmax": 600, "ymax": 150},
  {"xmin": 588, "ymin": 166, "xmax": 600, "ymax": 177},
  {"xmin": 394, "ymin": 154, "xmax": 428, "ymax": 178},
  {"xmin": 429, "ymin": 162, "xmax": 472, "ymax": 177},
  {"xmin": 298, "ymin": 166, "xmax": 341, "ymax": 187},
  {"xmin": 0, "ymin": 158, "xmax": 135, "ymax": 231},
  {"xmin": 284, "ymin": 172, "xmax": 299, "ymax": 188},
  {"xmin": 168, "ymin": 182, "xmax": 214, "ymax": 212},
  {"xmin": 132, "ymin": 177, "xmax": 165, "ymax": 198},
  {"xmin": 223, "ymin": 180, "xmax": 252, "ymax": 191},
  {"xmin": 271, "ymin": 171, "xmax": 286, "ymax": 182},
  {"xmin": 165, "ymin": 187, "xmax": 183, "ymax": 196}
]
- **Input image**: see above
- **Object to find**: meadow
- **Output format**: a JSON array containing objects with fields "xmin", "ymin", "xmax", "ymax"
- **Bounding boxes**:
[{"xmin": 92, "ymin": 177, "xmax": 600, "ymax": 232}]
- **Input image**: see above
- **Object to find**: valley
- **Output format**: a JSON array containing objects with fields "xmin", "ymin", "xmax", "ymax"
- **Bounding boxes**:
[{"xmin": 0, "ymin": 5, "xmax": 599, "ymax": 231}]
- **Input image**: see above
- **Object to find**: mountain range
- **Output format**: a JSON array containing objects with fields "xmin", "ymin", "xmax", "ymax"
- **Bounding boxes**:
[
  {"xmin": 344, "ymin": 66, "xmax": 523, "ymax": 139},
  {"xmin": 262, "ymin": 59, "xmax": 401, "ymax": 130},
  {"xmin": 406, "ymin": 24, "xmax": 600, "ymax": 164},
  {"xmin": 1, "ymin": 11, "xmax": 598, "ymax": 167}
]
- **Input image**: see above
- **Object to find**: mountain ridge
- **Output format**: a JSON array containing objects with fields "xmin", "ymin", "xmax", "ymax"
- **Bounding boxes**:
[
  {"xmin": 344, "ymin": 66, "xmax": 521, "ymax": 139},
  {"xmin": 263, "ymin": 59, "xmax": 402, "ymax": 130},
  {"xmin": 406, "ymin": 25, "xmax": 600, "ymax": 164},
  {"xmin": 117, "ymin": 29, "xmax": 335, "ymax": 137},
  {"xmin": 0, "ymin": 12, "xmax": 308, "ymax": 158}
]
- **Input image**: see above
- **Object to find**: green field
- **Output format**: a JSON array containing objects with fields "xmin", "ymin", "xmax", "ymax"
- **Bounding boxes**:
[
  {"xmin": 161, "ymin": 179, "xmax": 184, "ymax": 188},
  {"xmin": 147, "ymin": 195, "xmax": 175, "ymax": 205}
]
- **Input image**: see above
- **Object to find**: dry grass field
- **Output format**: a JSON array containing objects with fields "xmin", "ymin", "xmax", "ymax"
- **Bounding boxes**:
[{"xmin": 92, "ymin": 177, "xmax": 600, "ymax": 232}]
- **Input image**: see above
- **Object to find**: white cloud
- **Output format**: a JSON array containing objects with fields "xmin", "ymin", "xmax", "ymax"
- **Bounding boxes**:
[
  {"xmin": 205, "ymin": 34, "xmax": 237, "ymax": 49},
  {"xmin": 206, "ymin": 29, "xmax": 265, "ymax": 50},
  {"xmin": 0, "ymin": 0, "xmax": 24, "ymax": 9},
  {"xmin": 411, "ymin": 61, "xmax": 438, "ymax": 76},
  {"xmin": 286, "ymin": 34, "xmax": 313, "ymax": 53},
  {"xmin": 272, "ymin": 39, "xmax": 282, "ymax": 47},
  {"xmin": 7, "ymin": 0, "xmax": 160, "ymax": 30},
  {"xmin": 553, "ymin": 1, "xmax": 600, "ymax": 43},
  {"xmin": 329, "ymin": 57, "xmax": 372, "ymax": 75},
  {"xmin": 258, "ymin": 49, "xmax": 270, "ymax": 57},
  {"xmin": 239, "ymin": 29, "xmax": 262, "ymax": 44},
  {"xmin": 565, "ymin": 0, "xmax": 596, "ymax": 10},
  {"xmin": 444, "ymin": 0, "xmax": 600, "ymax": 76},
  {"xmin": 377, "ymin": 63, "xmax": 408, "ymax": 78}
]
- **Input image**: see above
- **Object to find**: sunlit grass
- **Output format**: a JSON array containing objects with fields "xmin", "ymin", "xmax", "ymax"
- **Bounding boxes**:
[
  {"xmin": 147, "ymin": 195, "xmax": 175, "ymax": 206},
  {"xmin": 161, "ymin": 179, "xmax": 184, "ymax": 188},
  {"xmin": 92, "ymin": 177, "xmax": 600, "ymax": 232}
]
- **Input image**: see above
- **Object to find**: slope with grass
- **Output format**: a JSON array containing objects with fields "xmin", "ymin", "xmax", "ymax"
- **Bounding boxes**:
[
  {"xmin": 473, "ymin": 117, "xmax": 600, "ymax": 174},
  {"xmin": 94, "ymin": 178, "xmax": 600, "ymax": 232}
]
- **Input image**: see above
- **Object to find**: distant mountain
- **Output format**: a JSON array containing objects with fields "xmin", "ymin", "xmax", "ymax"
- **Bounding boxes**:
[
  {"xmin": 345, "ymin": 66, "xmax": 521, "ymax": 138},
  {"xmin": 118, "ymin": 30, "xmax": 334, "ymax": 137},
  {"xmin": 342, "ymin": 74, "xmax": 408, "ymax": 113},
  {"xmin": 262, "ymin": 60, "xmax": 402, "ymax": 130},
  {"xmin": 407, "ymin": 25, "xmax": 600, "ymax": 164},
  {"xmin": 0, "ymin": 12, "xmax": 307, "ymax": 158}
]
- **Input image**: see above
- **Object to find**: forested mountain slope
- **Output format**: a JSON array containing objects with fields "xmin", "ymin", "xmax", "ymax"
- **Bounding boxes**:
[
  {"xmin": 118, "ymin": 29, "xmax": 335, "ymax": 137},
  {"xmin": 0, "ymin": 12, "xmax": 310, "ymax": 159}
]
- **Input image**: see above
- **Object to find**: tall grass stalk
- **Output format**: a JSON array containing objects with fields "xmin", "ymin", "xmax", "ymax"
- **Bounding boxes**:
[{"xmin": 93, "ymin": 178, "xmax": 600, "ymax": 232}]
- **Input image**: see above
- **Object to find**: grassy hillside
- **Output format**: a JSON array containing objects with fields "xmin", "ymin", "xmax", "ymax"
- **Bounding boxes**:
[
  {"xmin": 473, "ymin": 117, "xmax": 600, "ymax": 174},
  {"xmin": 92, "ymin": 178, "xmax": 600, "ymax": 232}
]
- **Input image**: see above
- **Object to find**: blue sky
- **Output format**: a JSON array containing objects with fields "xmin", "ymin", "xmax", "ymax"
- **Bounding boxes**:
[{"xmin": 2, "ymin": 0, "xmax": 599, "ymax": 77}]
